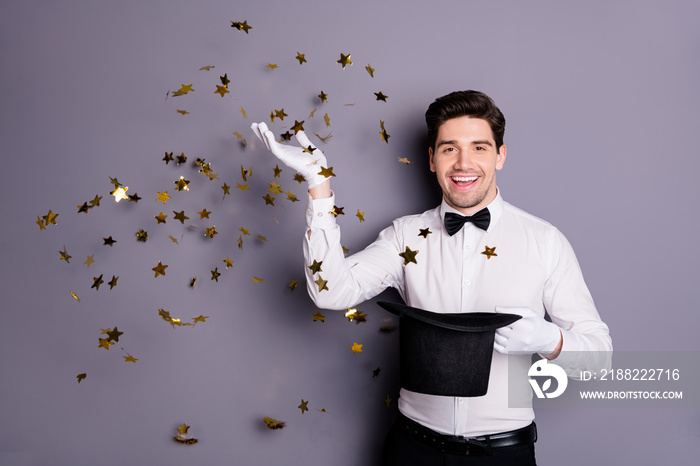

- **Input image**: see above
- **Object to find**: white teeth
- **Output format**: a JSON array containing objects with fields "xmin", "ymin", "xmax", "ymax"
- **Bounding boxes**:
[{"xmin": 452, "ymin": 176, "xmax": 477, "ymax": 182}]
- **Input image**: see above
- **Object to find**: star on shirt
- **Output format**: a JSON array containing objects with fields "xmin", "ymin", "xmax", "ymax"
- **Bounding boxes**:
[
  {"xmin": 481, "ymin": 246, "xmax": 498, "ymax": 259},
  {"xmin": 418, "ymin": 228, "xmax": 432, "ymax": 238},
  {"xmin": 399, "ymin": 246, "xmax": 418, "ymax": 265}
]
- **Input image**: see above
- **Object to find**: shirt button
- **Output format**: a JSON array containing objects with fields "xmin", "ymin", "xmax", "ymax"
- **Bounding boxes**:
[
  {"xmin": 465, "ymin": 244, "xmax": 472, "ymax": 250},
  {"xmin": 317, "ymin": 212, "xmax": 323, "ymax": 217},
  {"xmin": 458, "ymin": 398, "xmax": 464, "ymax": 404},
  {"xmin": 464, "ymin": 280, "xmax": 471, "ymax": 286}
]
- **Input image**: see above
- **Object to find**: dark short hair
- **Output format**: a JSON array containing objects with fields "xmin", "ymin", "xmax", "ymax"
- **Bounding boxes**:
[{"xmin": 425, "ymin": 90, "xmax": 506, "ymax": 150}]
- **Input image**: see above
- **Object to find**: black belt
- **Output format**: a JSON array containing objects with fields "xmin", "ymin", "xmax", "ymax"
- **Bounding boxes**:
[{"xmin": 396, "ymin": 412, "xmax": 537, "ymax": 456}]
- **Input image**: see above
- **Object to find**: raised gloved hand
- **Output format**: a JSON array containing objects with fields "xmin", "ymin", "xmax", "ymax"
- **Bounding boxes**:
[
  {"xmin": 251, "ymin": 122, "xmax": 329, "ymax": 189},
  {"xmin": 493, "ymin": 306, "xmax": 562, "ymax": 355}
]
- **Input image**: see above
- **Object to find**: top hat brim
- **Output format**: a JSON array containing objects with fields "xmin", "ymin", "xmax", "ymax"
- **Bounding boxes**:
[{"xmin": 377, "ymin": 301, "xmax": 521, "ymax": 331}]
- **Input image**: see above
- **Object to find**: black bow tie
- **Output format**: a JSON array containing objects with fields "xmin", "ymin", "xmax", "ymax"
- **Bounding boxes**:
[{"xmin": 444, "ymin": 208, "xmax": 491, "ymax": 236}]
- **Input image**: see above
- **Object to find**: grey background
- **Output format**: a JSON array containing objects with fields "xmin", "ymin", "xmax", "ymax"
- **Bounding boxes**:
[{"xmin": 1, "ymin": 0, "xmax": 698, "ymax": 464}]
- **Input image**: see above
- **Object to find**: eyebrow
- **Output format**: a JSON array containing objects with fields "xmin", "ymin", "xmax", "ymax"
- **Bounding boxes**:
[{"xmin": 436, "ymin": 139, "xmax": 494, "ymax": 148}]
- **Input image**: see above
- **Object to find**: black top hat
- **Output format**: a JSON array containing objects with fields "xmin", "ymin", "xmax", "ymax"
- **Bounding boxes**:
[{"xmin": 377, "ymin": 301, "xmax": 521, "ymax": 397}]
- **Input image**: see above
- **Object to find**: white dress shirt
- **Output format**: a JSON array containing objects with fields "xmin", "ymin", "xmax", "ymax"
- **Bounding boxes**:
[{"xmin": 303, "ymin": 189, "xmax": 611, "ymax": 437}]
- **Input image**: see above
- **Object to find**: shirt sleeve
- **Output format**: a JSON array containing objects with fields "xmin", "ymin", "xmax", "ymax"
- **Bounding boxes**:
[
  {"xmin": 543, "ymin": 228, "xmax": 613, "ymax": 376},
  {"xmin": 302, "ymin": 193, "xmax": 405, "ymax": 310}
]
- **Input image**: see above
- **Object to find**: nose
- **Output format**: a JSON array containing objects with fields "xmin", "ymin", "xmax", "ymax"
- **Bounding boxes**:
[{"xmin": 454, "ymin": 150, "xmax": 474, "ymax": 170}]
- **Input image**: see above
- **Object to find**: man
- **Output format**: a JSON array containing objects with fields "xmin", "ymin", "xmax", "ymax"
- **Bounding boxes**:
[{"xmin": 252, "ymin": 90, "xmax": 611, "ymax": 465}]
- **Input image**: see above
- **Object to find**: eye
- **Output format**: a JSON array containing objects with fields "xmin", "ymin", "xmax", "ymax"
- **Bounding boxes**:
[{"xmin": 475, "ymin": 146, "xmax": 486, "ymax": 151}]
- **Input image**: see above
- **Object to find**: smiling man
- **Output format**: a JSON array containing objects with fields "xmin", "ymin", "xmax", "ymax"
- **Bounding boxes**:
[{"xmin": 252, "ymin": 90, "xmax": 611, "ymax": 465}]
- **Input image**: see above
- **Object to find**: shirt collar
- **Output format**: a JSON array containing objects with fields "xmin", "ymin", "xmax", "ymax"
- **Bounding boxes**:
[{"xmin": 439, "ymin": 188, "xmax": 504, "ymax": 233}]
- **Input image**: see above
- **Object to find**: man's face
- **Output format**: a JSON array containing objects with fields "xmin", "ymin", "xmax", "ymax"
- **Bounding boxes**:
[{"xmin": 429, "ymin": 116, "xmax": 506, "ymax": 215}]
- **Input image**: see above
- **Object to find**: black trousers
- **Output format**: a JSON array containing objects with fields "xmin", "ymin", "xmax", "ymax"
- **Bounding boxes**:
[{"xmin": 382, "ymin": 419, "xmax": 537, "ymax": 466}]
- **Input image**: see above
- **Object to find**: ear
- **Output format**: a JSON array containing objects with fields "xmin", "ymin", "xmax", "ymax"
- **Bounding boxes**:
[
  {"xmin": 429, "ymin": 147, "xmax": 436, "ymax": 172},
  {"xmin": 496, "ymin": 144, "xmax": 506, "ymax": 170}
]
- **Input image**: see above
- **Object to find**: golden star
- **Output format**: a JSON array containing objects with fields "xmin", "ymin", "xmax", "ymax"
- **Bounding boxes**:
[
  {"xmin": 309, "ymin": 108, "xmax": 317, "ymax": 118},
  {"xmin": 266, "ymin": 63, "xmax": 278, "ymax": 70},
  {"xmin": 211, "ymin": 267, "xmax": 221, "ymax": 282},
  {"xmin": 314, "ymin": 131, "xmax": 333, "ymax": 143},
  {"xmin": 156, "ymin": 191, "xmax": 171, "ymax": 204},
  {"xmin": 106, "ymin": 327, "xmax": 123, "ymax": 342},
  {"xmin": 337, "ymin": 52, "xmax": 352, "ymax": 69},
  {"xmin": 349, "ymin": 342, "xmax": 363, "ymax": 354},
  {"xmin": 103, "ymin": 236, "xmax": 116, "ymax": 247},
  {"xmin": 198, "ymin": 208, "xmax": 211, "ymax": 219},
  {"xmin": 314, "ymin": 276, "xmax": 329, "ymax": 292},
  {"xmin": 205, "ymin": 226, "xmax": 218, "ymax": 238},
  {"xmin": 308, "ymin": 260, "xmax": 323, "ymax": 274},
  {"xmin": 163, "ymin": 151, "xmax": 174, "ymax": 164},
  {"xmin": 221, "ymin": 183, "xmax": 231, "ymax": 195},
  {"xmin": 111, "ymin": 186, "xmax": 129, "ymax": 202},
  {"xmin": 323, "ymin": 113, "xmax": 331, "ymax": 127},
  {"xmin": 236, "ymin": 183, "xmax": 250, "ymax": 191},
  {"xmin": 398, "ymin": 157, "xmax": 412, "ymax": 165},
  {"xmin": 293, "ymin": 173, "xmax": 305, "ymax": 184},
  {"xmin": 176, "ymin": 153, "xmax": 187, "ymax": 164},
  {"xmin": 385, "ymin": 395, "xmax": 392, "ymax": 408},
  {"xmin": 312, "ymin": 311, "xmax": 326, "ymax": 322},
  {"xmin": 298, "ymin": 399, "xmax": 309, "ymax": 414},
  {"xmin": 220, "ymin": 73, "xmax": 230, "ymax": 87},
  {"xmin": 76, "ymin": 373, "xmax": 87, "ymax": 383},
  {"xmin": 154, "ymin": 212, "xmax": 168, "ymax": 224},
  {"xmin": 268, "ymin": 181, "xmax": 283, "ymax": 195},
  {"xmin": 152, "ymin": 261, "xmax": 168, "ymax": 277},
  {"xmin": 374, "ymin": 91, "xmax": 388, "ymax": 102},
  {"xmin": 302, "ymin": 145, "xmax": 316, "ymax": 155},
  {"xmin": 318, "ymin": 91, "xmax": 328, "ymax": 103},
  {"xmin": 365, "ymin": 64, "xmax": 376, "ymax": 77},
  {"xmin": 273, "ymin": 165, "xmax": 282, "ymax": 177},
  {"xmin": 481, "ymin": 246, "xmax": 498, "ymax": 259},
  {"xmin": 380, "ymin": 120, "xmax": 390, "ymax": 143},
  {"xmin": 399, "ymin": 246, "xmax": 419, "ymax": 265},
  {"xmin": 295, "ymin": 52, "xmax": 307, "ymax": 65},
  {"xmin": 223, "ymin": 256, "xmax": 234, "ymax": 268},
  {"xmin": 418, "ymin": 228, "xmax": 432, "ymax": 238},
  {"xmin": 356, "ymin": 210, "xmax": 365, "ymax": 222},
  {"xmin": 77, "ymin": 202, "xmax": 90, "ymax": 213},
  {"xmin": 251, "ymin": 277, "xmax": 265, "ymax": 284},
  {"xmin": 108, "ymin": 275, "xmax": 119, "ymax": 289},
  {"xmin": 291, "ymin": 120, "xmax": 305, "ymax": 133},
  {"xmin": 98, "ymin": 338, "xmax": 114, "ymax": 350},
  {"xmin": 239, "ymin": 106, "xmax": 247, "ymax": 118},
  {"xmin": 173, "ymin": 210, "xmax": 189, "ymax": 224},
  {"xmin": 262, "ymin": 193, "xmax": 276, "ymax": 206},
  {"xmin": 239, "ymin": 227, "xmax": 250, "ymax": 236},
  {"xmin": 200, "ymin": 65, "xmax": 214, "ymax": 71},
  {"xmin": 193, "ymin": 315, "xmax": 209, "ymax": 324},
  {"xmin": 59, "ymin": 246, "xmax": 71, "ymax": 263},
  {"xmin": 91, "ymin": 274, "xmax": 104, "ymax": 290},
  {"xmin": 288, "ymin": 280, "xmax": 298, "ymax": 291},
  {"xmin": 330, "ymin": 205, "xmax": 345, "ymax": 217},
  {"xmin": 35, "ymin": 216, "xmax": 46, "ymax": 230},
  {"xmin": 124, "ymin": 355, "xmax": 138, "ymax": 363},
  {"xmin": 176, "ymin": 109, "xmax": 189, "ymax": 115},
  {"xmin": 84, "ymin": 254, "xmax": 95, "ymax": 267},
  {"xmin": 318, "ymin": 166, "xmax": 335, "ymax": 178},
  {"xmin": 230, "ymin": 20, "xmax": 252, "ymax": 33}
]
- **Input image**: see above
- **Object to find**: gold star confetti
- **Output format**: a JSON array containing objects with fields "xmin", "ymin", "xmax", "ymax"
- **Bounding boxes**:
[
  {"xmin": 374, "ymin": 91, "xmax": 388, "ymax": 102},
  {"xmin": 345, "ymin": 308, "xmax": 367, "ymax": 323},
  {"xmin": 155, "ymin": 212, "xmax": 168, "ymax": 224},
  {"xmin": 169, "ymin": 235, "xmax": 179, "ymax": 244},
  {"xmin": 268, "ymin": 181, "xmax": 283, "ymax": 195},
  {"xmin": 123, "ymin": 354, "xmax": 138, "ymax": 363},
  {"xmin": 314, "ymin": 276, "xmax": 329, "ymax": 292},
  {"xmin": 239, "ymin": 106, "xmax": 247, "ymax": 118},
  {"xmin": 308, "ymin": 260, "xmax": 323, "ymax": 274},
  {"xmin": 321, "ymin": 114, "xmax": 330, "ymax": 128},
  {"xmin": 35, "ymin": 216, "xmax": 46, "ymax": 230},
  {"xmin": 128, "ymin": 193, "xmax": 142, "ymax": 202},
  {"xmin": 295, "ymin": 52, "xmax": 307, "ymax": 65},
  {"xmin": 262, "ymin": 193, "xmax": 276, "ymax": 206},
  {"xmin": 293, "ymin": 173, "xmax": 305, "ymax": 184},
  {"xmin": 105, "ymin": 326, "xmax": 123, "ymax": 342},
  {"xmin": 373, "ymin": 367, "xmax": 382, "ymax": 378},
  {"xmin": 136, "ymin": 229, "xmax": 148, "ymax": 242},
  {"xmin": 215, "ymin": 85, "xmax": 229, "ymax": 97},
  {"xmin": 280, "ymin": 131, "xmax": 292, "ymax": 141},
  {"xmin": 398, "ymin": 157, "xmax": 412, "ymax": 165},
  {"xmin": 211, "ymin": 267, "xmax": 221, "ymax": 282},
  {"xmin": 236, "ymin": 183, "xmax": 250, "ymax": 191},
  {"xmin": 309, "ymin": 108, "xmax": 317, "ymax": 118},
  {"xmin": 223, "ymin": 256, "xmax": 234, "ymax": 268},
  {"xmin": 176, "ymin": 153, "xmax": 187, "ymax": 164},
  {"xmin": 399, "ymin": 246, "xmax": 419, "ymax": 265},
  {"xmin": 176, "ymin": 109, "xmax": 189, "ymax": 115},
  {"xmin": 380, "ymin": 120, "xmax": 390, "ymax": 143},
  {"xmin": 251, "ymin": 277, "xmax": 265, "ymax": 284},
  {"xmin": 220, "ymin": 73, "xmax": 230, "ymax": 87},
  {"xmin": 330, "ymin": 205, "xmax": 344, "ymax": 217},
  {"xmin": 173, "ymin": 210, "xmax": 189, "ymax": 224},
  {"xmin": 59, "ymin": 246, "xmax": 71, "ymax": 263},
  {"xmin": 263, "ymin": 417, "xmax": 285, "ymax": 429},
  {"xmin": 312, "ymin": 311, "xmax": 326, "ymax": 322},
  {"xmin": 156, "ymin": 191, "xmax": 171, "ymax": 204},
  {"xmin": 152, "ymin": 261, "xmax": 168, "ymax": 277},
  {"xmin": 385, "ymin": 395, "xmax": 392, "ymax": 408},
  {"xmin": 239, "ymin": 227, "xmax": 250, "ymax": 236},
  {"xmin": 193, "ymin": 315, "xmax": 208, "ymax": 324},
  {"xmin": 298, "ymin": 399, "xmax": 309, "ymax": 414},
  {"xmin": 302, "ymin": 145, "xmax": 316, "ymax": 155},
  {"xmin": 198, "ymin": 208, "xmax": 211, "ymax": 219},
  {"xmin": 286, "ymin": 191, "xmax": 299, "ymax": 202},
  {"xmin": 98, "ymin": 338, "xmax": 114, "ymax": 350},
  {"xmin": 337, "ymin": 52, "xmax": 352, "ymax": 69},
  {"xmin": 481, "ymin": 246, "xmax": 498, "ymax": 259},
  {"xmin": 342, "ymin": 246, "xmax": 350, "ymax": 255},
  {"xmin": 177, "ymin": 423, "xmax": 190, "ymax": 436},
  {"xmin": 233, "ymin": 131, "xmax": 244, "ymax": 140},
  {"xmin": 163, "ymin": 151, "xmax": 174, "ymax": 164},
  {"xmin": 291, "ymin": 120, "xmax": 305, "ymax": 133},
  {"xmin": 200, "ymin": 65, "xmax": 214, "ymax": 71},
  {"xmin": 189, "ymin": 277, "xmax": 197, "ymax": 288},
  {"xmin": 77, "ymin": 202, "xmax": 90, "ymax": 214},
  {"xmin": 237, "ymin": 236, "xmax": 243, "ymax": 249},
  {"xmin": 108, "ymin": 275, "xmax": 119, "ymax": 289},
  {"xmin": 171, "ymin": 84, "xmax": 194, "ymax": 96},
  {"xmin": 266, "ymin": 63, "xmax": 278, "ymax": 70},
  {"xmin": 288, "ymin": 279, "xmax": 298, "ymax": 291},
  {"xmin": 111, "ymin": 186, "xmax": 129, "ymax": 202},
  {"xmin": 365, "ymin": 64, "xmax": 375, "ymax": 77},
  {"xmin": 350, "ymin": 342, "xmax": 363, "ymax": 354},
  {"xmin": 204, "ymin": 226, "xmax": 218, "ymax": 238},
  {"xmin": 356, "ymin": 210, "xmax": 365, "ymax": 222},
  {"xmin": 70, "ymin": 290, "xmax": 80, "ymax": 302},
  {"xmin": 76, "ymin": 373, "xmax": 87, "ymax": 383},
  {"xmin": 91, "ymin": 274, "xmax": 104, "ymax": 290},
  {"xmin": 230, "ymin": 20, "xmax": 252, "ymax": 33},
  {"xmin": 174, "ymin": 176, "xmax": 190, "ymax": 191},
  {"xmin": 221, "ymin": 183, "xmax": 231, "ymax": 196},
  {"xmin": 318, "ymin": 91, "xmax": 328, "ymax": 103},
  {"xmin": 314, "ymin": 131, "xmax": 333, "ymax": 143},
  {"xmin": 103, "ymin": 236, "xmax": 116, "ymax": 247},
  {"xmin": 417, "ymin": 228, "xmax": 433, "ymax": 239},
  {"xmin": 318, "ymin": 166, "xmax": 335, "ymax": 178}
]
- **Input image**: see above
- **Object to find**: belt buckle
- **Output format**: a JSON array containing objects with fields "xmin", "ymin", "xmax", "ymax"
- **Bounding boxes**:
[{"xmin": 465, "ymin": 438, "xmax": 488, "ymax": 455}]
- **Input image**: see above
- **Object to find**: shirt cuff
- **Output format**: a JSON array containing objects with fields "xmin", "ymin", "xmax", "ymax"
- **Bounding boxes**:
[{"xmin": 305, "ymin": 192, "xmax": 337, "ymax": 229}]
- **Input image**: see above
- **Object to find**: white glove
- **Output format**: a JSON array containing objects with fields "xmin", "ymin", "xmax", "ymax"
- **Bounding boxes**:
[
  {"xmin": 493, "ymin": 306, "xmax": 562, "ymax": 355},
  {"xmin": 251, "ymin": 122, "xmax": 329, "ymax": 188}
]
